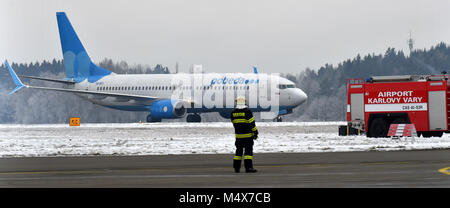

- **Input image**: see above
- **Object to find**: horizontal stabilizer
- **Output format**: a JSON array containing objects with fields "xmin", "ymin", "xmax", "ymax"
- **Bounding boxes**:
[{"xmin": 4, "ymin": 61, "xmax": 27, "ymax": 95}]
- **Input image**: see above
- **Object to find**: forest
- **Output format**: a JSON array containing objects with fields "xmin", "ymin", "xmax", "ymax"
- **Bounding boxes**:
[{"xmin": 1, "ymin": 43, "xmax": 449, "ymax": 123}]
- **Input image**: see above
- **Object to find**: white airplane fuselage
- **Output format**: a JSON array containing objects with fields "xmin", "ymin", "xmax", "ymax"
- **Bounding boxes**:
[{"xmin": 74, "ymin": 73, "xmax": 307, "ymax": 114}]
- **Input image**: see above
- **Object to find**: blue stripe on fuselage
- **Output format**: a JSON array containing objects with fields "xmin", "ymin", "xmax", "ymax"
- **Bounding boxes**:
[{"xmin": 102, "ymin": 104, "xmax": 293, "ymax": 113}]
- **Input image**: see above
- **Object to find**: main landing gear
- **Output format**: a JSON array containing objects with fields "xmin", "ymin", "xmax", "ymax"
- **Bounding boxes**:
[
  {"xmin": 274, "ymin": 116, "xmax": 283, "ymax": 122},
  {"xmin": 186, "ymin": 114, "xmax": 201, "ymax": 123}
]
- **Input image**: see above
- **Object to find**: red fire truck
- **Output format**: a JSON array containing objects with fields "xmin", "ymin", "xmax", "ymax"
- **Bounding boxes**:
[{"xmin": 345, "ymin": 75, "xmax": 449, "ymax": 137}]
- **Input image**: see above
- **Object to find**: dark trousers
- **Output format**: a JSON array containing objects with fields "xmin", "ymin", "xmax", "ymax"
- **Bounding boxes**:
[{"xmin": 233, "ymin": 139, "xmax": 254, "ymax": 170}]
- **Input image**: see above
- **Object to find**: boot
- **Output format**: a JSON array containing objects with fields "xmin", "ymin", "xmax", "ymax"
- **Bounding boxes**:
[
  {"xmin": 244, "ymin": 159, "xmax": 257, "ymax": 173},
  {"xmin": 245, "ymin": 168, "xmax": 257, "ymax": 173},
  {"xmin": 233, "ymin": 159, "xmax": 242, "ymax": 173}
]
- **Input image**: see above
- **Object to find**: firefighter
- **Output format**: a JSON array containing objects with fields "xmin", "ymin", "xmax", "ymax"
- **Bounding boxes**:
[{"xmin": 231, "ymin": 96, "xmax": 258, "ymax": 173}]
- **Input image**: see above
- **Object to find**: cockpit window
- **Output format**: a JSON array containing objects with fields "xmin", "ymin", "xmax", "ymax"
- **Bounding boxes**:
[
  {"xmin": 277, "ymin": 84, "xmax": 296, "ymax": 89},
  {"xmin": 277, "ymin": 84, "xmax": 286, "ymax": 89}
]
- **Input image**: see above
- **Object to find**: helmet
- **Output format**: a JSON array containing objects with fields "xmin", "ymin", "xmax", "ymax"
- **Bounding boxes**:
[{"xmin": 236, "ymin": 96, "xmax": 246, "ymax": 106}]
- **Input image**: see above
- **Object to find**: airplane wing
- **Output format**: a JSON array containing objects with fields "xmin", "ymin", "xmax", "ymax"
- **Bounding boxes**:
[
  {"xmin": 18, "ymin": 75, "xmax": 76, "ymax": 84},
  {"xmin": 4, "ymin": 61, "xmax": 158, "ymax": 103},
  {"xmin": 27, "ymin": 85, "xmax": 158, "ymax": 101}
]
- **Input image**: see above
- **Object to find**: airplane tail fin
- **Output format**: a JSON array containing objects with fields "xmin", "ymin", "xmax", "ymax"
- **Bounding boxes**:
[{"xmin": 56, "ymin": 12, "xmax": 111, "ymax": 82}]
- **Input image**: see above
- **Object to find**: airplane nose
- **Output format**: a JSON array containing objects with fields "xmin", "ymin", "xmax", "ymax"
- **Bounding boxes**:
[{"xmin": 293, "ymin": 89, "xmax": 308, "ymax": 106}]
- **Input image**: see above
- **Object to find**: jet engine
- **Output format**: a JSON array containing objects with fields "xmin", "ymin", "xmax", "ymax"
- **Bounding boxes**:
[{"xmin": 149, "ymin": 99, "xmax": 187, "ymax": 119}]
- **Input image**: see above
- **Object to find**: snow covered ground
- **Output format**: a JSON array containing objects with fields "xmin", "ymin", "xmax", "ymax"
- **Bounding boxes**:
[{"xmin": 0, "ymin": 122, "xmax": 449, "ymax": 157}]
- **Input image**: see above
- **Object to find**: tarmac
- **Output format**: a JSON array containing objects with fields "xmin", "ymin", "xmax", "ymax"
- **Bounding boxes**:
[{"xmin": 0, "ymin": 149, "xmax": 449, "ymax": 188}]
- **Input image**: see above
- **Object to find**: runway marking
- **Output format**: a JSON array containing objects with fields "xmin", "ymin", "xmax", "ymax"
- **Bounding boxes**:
[{"xmin": 438, "ymin": 167, "xmax": 450, "ymax": 175}]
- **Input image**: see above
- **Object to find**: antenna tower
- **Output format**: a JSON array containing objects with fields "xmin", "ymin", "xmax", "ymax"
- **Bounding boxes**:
[{"xmin": 407, "ymin": 31, "xmax": 414, "ymax": 54}]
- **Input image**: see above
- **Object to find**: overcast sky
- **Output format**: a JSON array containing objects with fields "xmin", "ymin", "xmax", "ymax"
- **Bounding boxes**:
[{"xmin": 1, "ymin": 0, "xmax": 450, "ymax": 74}]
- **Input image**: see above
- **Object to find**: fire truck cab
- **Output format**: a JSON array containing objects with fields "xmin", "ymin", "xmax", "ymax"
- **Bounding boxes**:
[{"xmin": 346, "ymin": 75, "xmax": 449, "ymax": 137}]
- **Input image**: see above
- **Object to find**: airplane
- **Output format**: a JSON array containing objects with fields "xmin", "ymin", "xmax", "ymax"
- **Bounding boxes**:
[{"xmin": 4, "ymin": 12, "xmax": 308, "ymax": 123}]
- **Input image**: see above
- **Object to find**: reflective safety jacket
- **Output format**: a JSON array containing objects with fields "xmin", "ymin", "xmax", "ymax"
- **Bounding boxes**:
[{"xmin": 230, "ymin": 107, "xmax": 258, "ymax": 139}]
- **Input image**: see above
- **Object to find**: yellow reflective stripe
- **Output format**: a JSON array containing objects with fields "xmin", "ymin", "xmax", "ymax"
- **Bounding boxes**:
[
  {"xmin": 244, "ymin": 155, "xmax": 253, "ymax": 160},
  {"xmin": 233, "ymin": 156, "xmax": 242, "ymax": 160},
  {"xmin": 251, "ymin": 126, "xmax": 258, "ymax": 131},
  {"xmin": 235, "ymin": 133, "xmax": 254, "ymax": 138},
  {"xmin": 232, "ymin": 119, "xmax": 248, "ymax": 124},
  {"xmin": 232, "ymin": 117, "xmax": 256, "ymax": 124},
  {"xmin": 233, "ymin": 112, "xmax": 245, "ymax": 117}
]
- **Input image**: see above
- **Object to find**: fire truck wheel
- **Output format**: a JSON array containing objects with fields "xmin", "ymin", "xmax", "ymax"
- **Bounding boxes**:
[
  {"xmin": 369, "ymin": 118, "xmax": 388, "ymax": 138},
  {"xmin": 422, "ymin": 131, "xmax": 443, "ymax": 138},
  {"xmin": 435, "ymin": 132, "xmax": 444, "ymax": 137}
]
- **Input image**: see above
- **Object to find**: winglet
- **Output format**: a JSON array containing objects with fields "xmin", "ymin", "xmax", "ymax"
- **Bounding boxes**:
[
  {"xmin": 253, "ymin": 66, "xmax": 258, "ymax": 74},
  {"xmin": 4, "ymin": 61, "xmax": 26, "ymax": 95}
]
